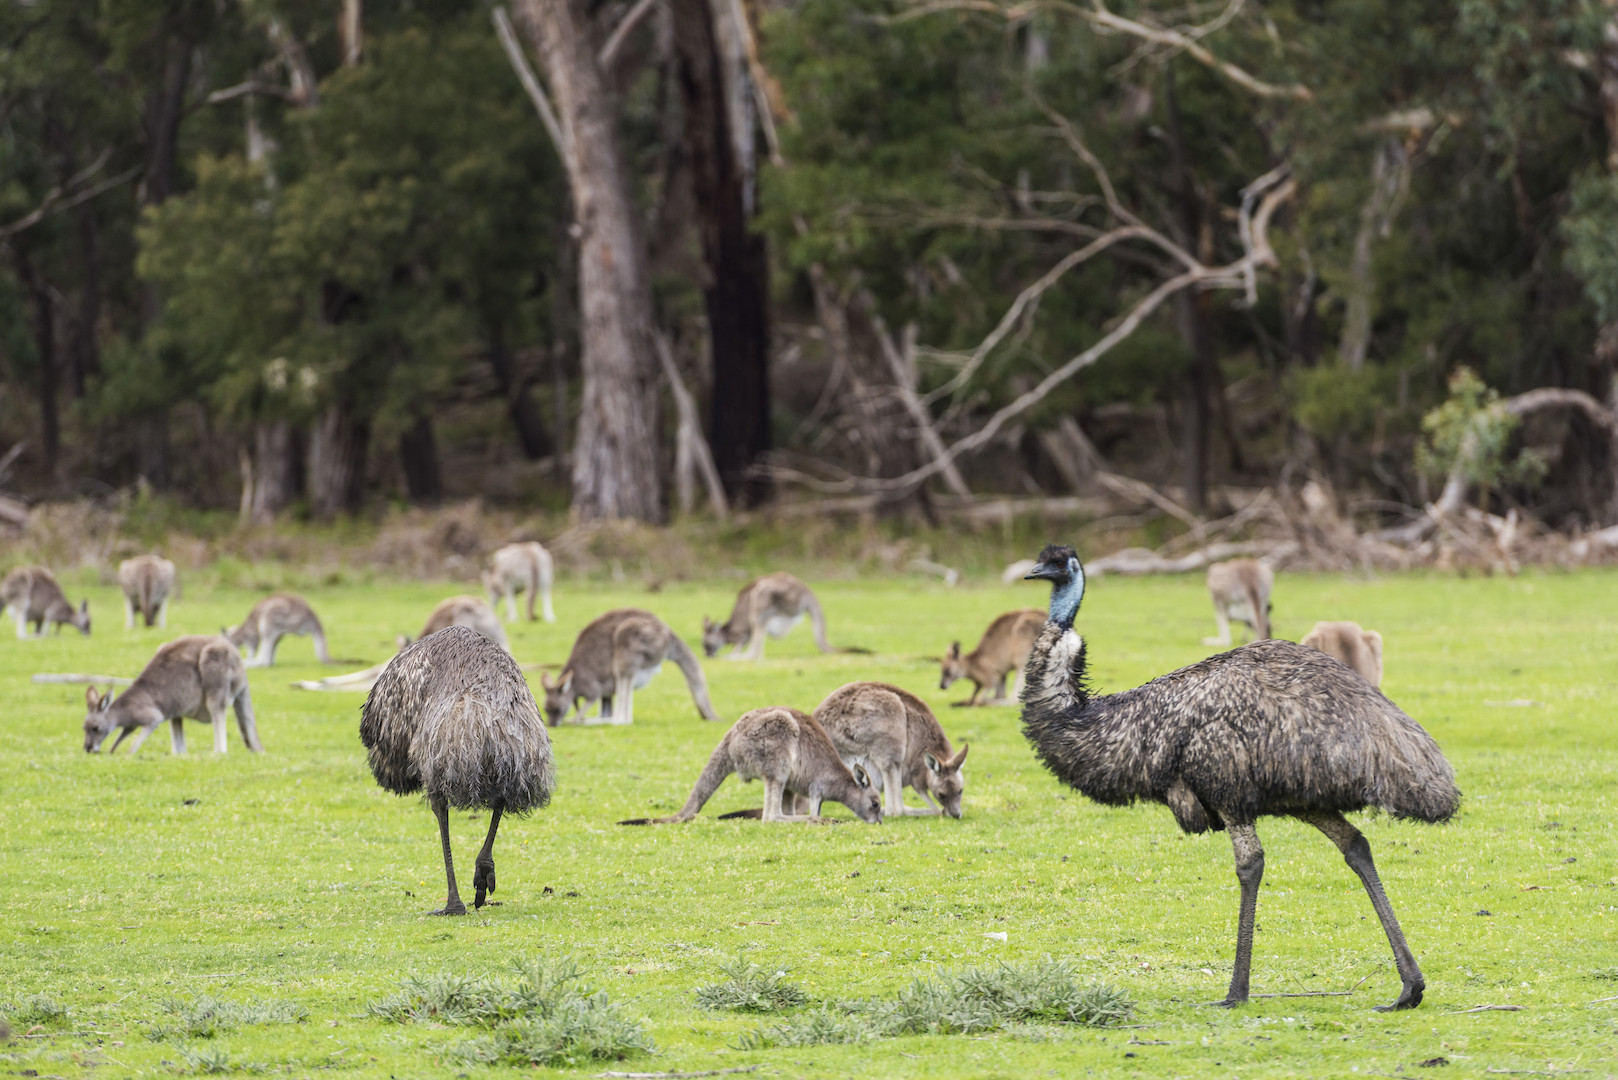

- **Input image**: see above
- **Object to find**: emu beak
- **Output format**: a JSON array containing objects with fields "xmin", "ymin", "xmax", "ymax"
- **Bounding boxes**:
[{"xmin": 1024, "ymin": 562, "xmax": 1064, "ymax": 581}]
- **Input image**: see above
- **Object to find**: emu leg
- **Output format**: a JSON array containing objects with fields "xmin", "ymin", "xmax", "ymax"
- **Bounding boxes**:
[
  {"xmin": 429, "ymin": 795, "xmax": 467, "ymax": 916},
  {"xmin": 1297, "ymin": 810, "xmax": 1425, "ymax": 1010},
  {"xmin": 473, "ymin": 801, "xmax": 504, "ymax": 909},
  {"xmin": 1211, "ymin": 822, "xmax": 1264, "ymax": 1007}
]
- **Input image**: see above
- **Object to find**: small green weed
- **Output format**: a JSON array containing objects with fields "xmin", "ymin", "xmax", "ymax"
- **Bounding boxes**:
[
  {"xmin": 147, "ymin": 996, "xmax": 309, "ymax": 1041},
  {"xmin": 695, "ymin": 957, "xmax": 809, "ymax": 1012},
  {"xmin": 737, "ymin": 1004, "xmax": 886, "ymax": 1049},
  {"xmin": 2, "ymin": 995, "xmax": 68, "ymax": 1027}
]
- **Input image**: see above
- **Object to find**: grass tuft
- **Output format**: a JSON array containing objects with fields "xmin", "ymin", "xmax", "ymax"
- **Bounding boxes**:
[
  {"xmin": 695, "ymin": 957, "xmax": 809, "ymax": 1012},
  {"xmin": 2, "ymin": 995, "xmax": 68, "ymax": 1027},
  {"xmin": 173, "ymin": 1044, "xmax": 270, "ymax": 1074},
  {"xmin": 740, "ymin": 960, "xmax": 1131, "ymax": 1048},
  {"xmin": 147, "ymin": 997, "xmax": 309, "ymax": 1041},
  {"xmin": 371, "ymin": 957, "xmax": 653, "ymax": 1067}
]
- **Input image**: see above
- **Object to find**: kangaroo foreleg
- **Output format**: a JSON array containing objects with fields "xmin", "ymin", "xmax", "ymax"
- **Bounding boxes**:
[{"xmin": 169, "ymin": 718, "xmax": 187, "ymax": 755}]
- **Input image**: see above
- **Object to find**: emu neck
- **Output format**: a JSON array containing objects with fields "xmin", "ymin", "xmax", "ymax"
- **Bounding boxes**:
[{"xmin": 1048, "ymin": 576, "xmax": 1084, "ymax": 630}]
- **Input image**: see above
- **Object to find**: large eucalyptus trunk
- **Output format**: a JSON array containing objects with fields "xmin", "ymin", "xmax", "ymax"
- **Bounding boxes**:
[
  {"xmin": 674, "ymin": 0, "xmax": 771, "ymax": 507},
  {"xmin": 399, "ymin": 415, "xmax": 442, "ymax": 503},
  {"xmin": 14, "ymin": 250, "xmax": 59, "ymax": 479},
  {"xmin": 518, "ymin": 0, "xmax": 663, "ymax": 522},
  {"xmin": 487, "ymin": 324, "xmax": 553, "ymax": 460},
  {"xmin": 309, "ymin": 406, "xmax": 369, "ymax": 519},
  {"xmin": 244, "ymin": 421, "xmax": 303, "ymax": 523}
]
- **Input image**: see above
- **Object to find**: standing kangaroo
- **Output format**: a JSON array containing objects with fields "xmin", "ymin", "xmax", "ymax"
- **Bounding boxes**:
[
  {"xmin": 702, "ymin": 573, "xmax": 831, "ymax": 660},
  {"xmin": 541, "ymin": 608, "xmax": 719, "ymax": 725},
  {"xmin": 940, "ymin": 608, "xmax": 1045, "ymax": 705},
  {"xmin": 483, "ymin": 541, "xmax": 556, "ymax": 623},
  {"xmin": 118, "ymin": 555, "xmax": 176, "ymax": 629},
  {"xmin": 814, "ymin": 681, "xmax": 968, "ymax": 818},
  {"xmin": 82, "ymin": 635, "xmax": 263, "ymax": 755},
  {"xmin": 1301, "ymin": 620, "xmax": 1385, "ymax": 688},
  {"xmin": 620, "ymin": 706, "xmax": 882, "ymax": 824},
  {"xmin": 0, "ymin": 566, "xmax": 89, "ymax": 638},
  {"xmin": 226, "ymin": 594, "xmax": 333, "ymax": 667},
  {"xmin": 1203, "ymin": 559, "xmax": 1273, "ymax": 646}
]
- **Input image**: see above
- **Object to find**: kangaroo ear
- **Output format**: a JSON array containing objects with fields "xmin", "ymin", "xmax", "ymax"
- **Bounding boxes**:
[
  {"xmin": 538, "ymin": 671, "xmax": 553, "ymax": 690},
  {"xmin": 852, "ymin": 763, "xmax": 871, "ymax": 788},
  {"xmin": 947, "ymin": 741, "xmax": 969, "ymax": 769},
  {"xmin": 559, "ymin": 668, "xmax": 573, "ymax": 692},
  {"xmin": 85, "ymin": 686, "xmax": 100, "ymax": 709},
  {"xmin": 396, "ymin": 634, "xmax": 411, "ymax": 650},
  {"xmin": 79, "ymin": 599, "xmax": 88, "ymax": 614},
  {"xmin": 701, "ymin": 615, "xmax": 712, "ymax": 631},
  {"xmin": 948, "ymin": 641, "xmax": 960, "ymax": 659},
  {"xmin": 924, "ymin": 751, "xmax": 941, "ymax": 774}
]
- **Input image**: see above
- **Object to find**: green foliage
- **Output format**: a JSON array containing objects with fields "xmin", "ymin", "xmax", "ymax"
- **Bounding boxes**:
[
  {"xmin": 147, "ymin": 996, "xmax": 308, "ymax": 1041},
  {"xmin": 1563, "ymin": 169, "xmax": 1618, "ymax": 325},
  {"xmin": 1416, "ymin": 367, "xmax": 1547, "ymax": 497},
  {"xmin": 695, "ymin": 956, "xmax": 810, "ymax": 1012},
  {"xmin": 1291, "ymin": 364, "xmax": 1395, "ymax": 442},
  {"xmin": 173, "ymin": 1044, "xmax": 269, "ymax": 1075},
  {"xmin": 3, "ymin": 994, "xmax": 68, "ymax": 1026}
]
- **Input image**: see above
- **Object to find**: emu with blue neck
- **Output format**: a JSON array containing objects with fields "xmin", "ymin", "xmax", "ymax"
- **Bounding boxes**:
[{"xmin": 1017, "ymin": 542, "xmax": 1459, "ymax": 1012}]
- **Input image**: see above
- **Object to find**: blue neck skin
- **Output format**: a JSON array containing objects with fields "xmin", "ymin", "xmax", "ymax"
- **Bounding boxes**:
[{"xmin": 1047, "ymin": 559, "xmax": 1086, "ymax": 630}]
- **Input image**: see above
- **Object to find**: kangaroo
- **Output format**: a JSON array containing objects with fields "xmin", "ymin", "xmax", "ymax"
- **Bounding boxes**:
[
  {"xmin": 540, "ymin": 608, "xmax": 719, "ymax": 726},
  {"xmin": 1301, "ymin": 620, "xmax": 1385, "ymax": 687},
  {"xmin": 940, "ymin": 608, "xmax": 1045, "ymax": 705},
  {"xmin": 412, "ymin": 596, "xmax": 508, "ymax": 651},
  {"xmin": 1202, "ymin": 558, "xmax": 1273, "ymax": 646},
  {"xmin": 118, "ymin": 555, "xmax": 176, "ymax": 629},
  {"xmin": 82, "ymin": 635, "xmax": 263, "ymax": 755},
  {"xmin": 814, "ymin": 681, "xmax": 968, "ymax": 818},
  {"xmin": 702, "ymin": 572, "xmax": 831, "ymax": 660},
  {"xmin": 226, "ymin": 593, "xmax": 333, "ymax": 667},
  {"xmin": 483, "ymin": 541, "xmax": 556, "ymax": 623},
  {"xmin": 619, "ymin": 706, "xmax": 883, "ymax": 824},
  {"xmin": 0, "ymin": 566, "xmax": 89, "ymax": 638}
]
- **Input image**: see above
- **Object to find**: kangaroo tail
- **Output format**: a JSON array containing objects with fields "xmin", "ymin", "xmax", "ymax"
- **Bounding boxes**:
[
  {"xmin": 310, "ymin": 615, "xmax": 335, "ymax": 663},
  {"xmin": 805, "ymin": 592, "xmax": 832, "ymax": 653},
  {"xmin": 140, "ymin": 578, "xmax": 155, "ymax": 627},
  {"xmin": 1246, "ymin": 580, "xmax": 1269, "ymax": 639},
  {"xmin": 666, "ymin": 635, "xmax": 721, "ymax": 721},
  {"xmin": 621, "ymin": 735, "xmax": 734, "ymax": 824},
  {"xmin": 233, "ymin": 685, "xmax": 265, "ymax": 752}
]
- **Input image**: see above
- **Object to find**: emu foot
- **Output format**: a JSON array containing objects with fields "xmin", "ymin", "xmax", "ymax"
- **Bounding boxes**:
[
  {"xmin": 1374, "ymin": 981, "xmax": 1424, "ymax": 1012},
  {"xmin": 427, "ymin": 900, "xmax": 467, "ymax": 917},
  {"xmin": 1202, "ymin": 996, "xmax": 1246, "ymax": 1009},
  {"xmin": 473, "ymin": 860, "xmax": 496, "ymax": 909}
]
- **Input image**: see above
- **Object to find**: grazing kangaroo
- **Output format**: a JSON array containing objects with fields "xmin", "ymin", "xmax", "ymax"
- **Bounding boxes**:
[
  {"xmin": 940, "ymin": 608, "xmax": 1045, "ymax": 705},
  {"xmin": 620, "ymin": 706, "xmax": 882, "ymax": 824},
  {"xmin": 1203, "ymin": 559, "xmax": 1273, "ymax": 646},
  {"xmin": 82, "ymin": 635, "xmax": 263, "ymax": 755},
  {"xmin": 413, "ymin": 596, "xmax": 508, "ymax": 651},
  {"xmin": 541, "ymin": 608, "xmax": 719, "ymax": 726},
  {"xmin": 226, "ymin": 594, "xmax": 333, "ymax": 667},
  {"xmin": 0, "ymin": 566, "xmax": 89, "ymax": 638},
  {"xmin": 483, "ymin": 541, "xmax": 556, "ymax": 623},
  {"xmin": 702, "ymin": 572, "xmax": 831, "ymax": 659},
  {"xmin": 1301, "ymin": 620, "xmax": 1384, "ymax": 688},
  {"xmin": 814, "ymin": 681, "xmax": 968, "ymax": 818},
  {"xmin": 118, "ymin": 555, "xmax": 175, "ymax": 629}
]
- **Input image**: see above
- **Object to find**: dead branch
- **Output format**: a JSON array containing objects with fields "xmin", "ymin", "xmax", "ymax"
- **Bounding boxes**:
[
  {"xmin": 858, "ymin": 293, "xmax": 972, "ymax": 496},
  {"xmin": 598, "ymin": 0, "xmax": 662, "ymax": 70},
  {"xmin": 1086, "ymin": 540, "xmax": 1295, "ymax": 576},
  {"xmin": 493, "ymin": 6, "xmax": 566, "ymax": 156},
  {"xmin": 597, "ymin": 1067, "xmax": 757, "ymax": 1080},
  {"xmin": 0, "ymin": 150, "xmax": 126, "ymax": 241},
  {"xmin": 32, "ymin": 673, "xmax": 134, "ymax": 686},
  {"xmin": 654, "ymin": 333, "xmax": 730, "ymax": 519},
  {"xmin": 205, "ymin": 80, "xmax": 292, "ymax": 104}
]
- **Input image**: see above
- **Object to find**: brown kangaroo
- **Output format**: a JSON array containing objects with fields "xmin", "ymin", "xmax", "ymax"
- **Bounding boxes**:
[
  {"xmin": 83, "ymin": 635, "xmax": 263, "ymax": 755},
  {"xmin": 940, "ymin": 608, "xmax": 1045, "ymax": 705}
]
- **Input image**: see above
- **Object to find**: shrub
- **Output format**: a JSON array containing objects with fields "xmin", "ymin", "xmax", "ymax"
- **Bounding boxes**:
[
  {"xmin": 3, "ymin": 995, "xmax": 69, "ymax": 1027},
  {"xmin": 147, "ymin": 996, "xmax": 308, "ymax": 1041},
  {"xmin": 695, "ymin": 957, "xmax": 808, "ymax": 1013}
]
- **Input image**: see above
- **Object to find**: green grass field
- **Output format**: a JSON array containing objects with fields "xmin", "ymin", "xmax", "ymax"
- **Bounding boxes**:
[{"xmin": 1, "ymin": 568, "xmax": 1614, "ymax": 1078}]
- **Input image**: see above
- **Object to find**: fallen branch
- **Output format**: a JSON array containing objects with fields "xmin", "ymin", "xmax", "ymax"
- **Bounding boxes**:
[
  {"xmin": 1446, "ymin": 1004, "xmax": 1525, "ymax": 1014},
  {"xmin": 1087, "ymin": 540, "xmax": 1296, "ymax": 576},
  {"xmin": 598, "ymin": 1069, "xmax": 758, "ymax": 1079},
  {"xmin": 32, "ymin": 673, "xmax": 134, "ymax": 686}
]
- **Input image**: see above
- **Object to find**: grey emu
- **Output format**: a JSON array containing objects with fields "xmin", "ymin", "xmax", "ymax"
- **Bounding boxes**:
[
  {"xmin": 1021, "ymin": 544, "xmax": 1459, "ymax": 1011},
  {"xmin": 360, "ymin": 625, "xmax": 555, "ymax": 916}
]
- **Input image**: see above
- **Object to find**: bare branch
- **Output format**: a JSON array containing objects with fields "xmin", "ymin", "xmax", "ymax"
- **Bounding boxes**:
[
  {"xmin": 859, "ymin": 293, "xmax": 972, "ymax": 496},
  {"xmin": 1501, "ymin": 387, "xmax": 1616, "ymax": 432},
  {"xmin": 0, "ymin": 150, "xmax": 135, "ymax": 242},
  {"xmin": 205, "ymin": 80, "xmax": 292, "ymax": 105},
  {"xmin": 494, "ymin": 6, "xmax": 566, "ymax": 158},
  {"xmin": 598, "ymin": 0, "xmax": 661, "ymax": 71}
]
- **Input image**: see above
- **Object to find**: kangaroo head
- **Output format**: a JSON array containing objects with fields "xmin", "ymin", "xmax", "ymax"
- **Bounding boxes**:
[
  {"xmin": 541, "ymin": 668, "xmax": 572, "ymax": 726},
  {"xmin": 847, "ymin": 763, "xmax": 883, "ymax": 824},
  {"xmin": 923, "ymin": 742, "xmax": 969, "ymax": 819},
  {"xmin": 700, "ymin": 616, "xmax": 724, "ymax": 658},
  {"xmin": 939, "ymin": 641, "xmax": 965, "ymax": 689},
  {"xmin": 73, "ymin": 599, "xmax": 90, "ymax": 636},
  {"xmin": 83, "ymin": 685, "xmax": 117, "ymax": 752}
]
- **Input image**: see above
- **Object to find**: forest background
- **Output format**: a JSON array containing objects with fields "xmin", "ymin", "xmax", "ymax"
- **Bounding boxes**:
[{"xmin": 5, "ymin": 0, "xmax": 1618, "ymax": 567}]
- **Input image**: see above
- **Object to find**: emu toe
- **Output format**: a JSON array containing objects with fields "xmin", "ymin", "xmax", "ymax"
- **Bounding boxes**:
[
  {"xmin": 427, "ymin": 899, "xmax": 468, "ymax": 917},
  {"xmin": 1204, "ymin": 996, "xmax": 1246, "ymax": 1009},
  {"xmin": 473, "ymin": 859, "xmax": 497, "ymax": 908},
  {"xmin": 1375, "ymin": 981, "xmax": 1424, "ymax": 1012}
]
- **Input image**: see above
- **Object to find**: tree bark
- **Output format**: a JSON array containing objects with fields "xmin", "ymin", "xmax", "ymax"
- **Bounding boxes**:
[
  {"xmin": 674, "ymin": 0, "xmax": 772, "ymax": 507},
  {"xmin": 399, "ymin": 415, "xmax": 442, "ymax": 503},
  {"xmin": 487, "ymin": 325, "xmax": 553, "ymax": 459},
  {"xmin": 309, "ymin": 406, "xmax": 369, "ymax": 519},
  {"xmin": 519, "ymin": 0, "xmax": 663, "ymax": 522},
  {"xmin": 71, "ymin": 195, "xmax": 101, "ymax": 396},
  {"xmin": 14, "ymin": 250, "xmax": 59, "ymax": 479},
  {"xmin": 1165, "ymin": 62, "xmax": 1214, "ymax": 512},
  {"xmin": 245, "ymin": 420, "xmax": 302, "ymax": 523},
  {"xmin": 339, "ymin": 0, "xmax": 363, "ymax": 67}
]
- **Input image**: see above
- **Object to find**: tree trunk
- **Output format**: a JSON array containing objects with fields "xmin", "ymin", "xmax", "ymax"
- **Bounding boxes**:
[
  {"xmin": 15, "ymin": 250, "xmax": 59, "ymax": 479},
  {"xmin": 519, "ymin": 0, "xmax": 663, "ymax": 522},
  {"xmin": 487, "ymin": 324, "xmax": 553, "ymax": 459},
  {"xmin": 245, "ymin": 421, "xmax": 302, "ymax": 523},
  {"xmin": 72, "ymin": 197, "xmax": 102, "ymax": 396},
  {"xmin": 399, "ymin": 414, "xmax": 442, "ymax": 503},
  {"xmin": 674, "ymin": 0, "xmax": 772, "ymax": 507},
  {"xmin": 339, "ymin": 0, "xmax": 363, "ymax": 67},
  {"xmin": 309, "ymin": 406, "xmax": 369, "ymax": 519},
  {"xmin": 1165, "ymin": 62, "xmax": 1214, "ymax": 513}
]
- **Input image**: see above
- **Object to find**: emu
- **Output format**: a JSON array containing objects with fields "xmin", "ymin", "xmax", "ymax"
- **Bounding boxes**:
[
  {"xmin": 360, "ymin": 625, "xmax": 555, "ymax": 916},
  {"xmin": 1020, "ymin": 544, "xmax": 1459, "ymax": 1011}
]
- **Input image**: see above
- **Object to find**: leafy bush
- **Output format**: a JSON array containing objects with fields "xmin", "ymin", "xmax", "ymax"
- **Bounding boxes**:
[
  {"xmin": 147, "ymin": 996, "xmax": 308, "ymax": 1041},
  {"xmin": 3, "ymin": 995, "xmax": 68, "ymax": 1027},
  {"xmin": 173, "ymin": 1044, "xmax": 271, "ymax": 1074},
  {"xmin": 738, "ymin": 958, "xmax": 1131, "ymax": 1048},
  {"xmin": 370, "ymin": 957, "xmax": 653, "ymax": 1068},
  {"xmin": 695, "ymin": 957, "xmax": 808, "ymax": 1013}
]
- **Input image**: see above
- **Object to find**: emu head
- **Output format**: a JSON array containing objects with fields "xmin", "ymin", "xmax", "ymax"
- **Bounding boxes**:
[
  {"xmin": 71, "ymin": 599, "xmax": 90, "ymax": 636},
  {"xmin": 83, "ymin": 686, "xmax": 117, "ymax": 752},
  {"xmin": 539, "ymin": 668, "xmax": 572, "ymax": 726},
  {"xmin": 700, "ymin": 616, "xmax": 724, "ymax": 658},
  {"xmin": 939, "ymin": 641, "xmax": 965, "ymax": 690},
  {"xmin": 923, "ymin": 742, "xmax": 969, "ymax": 818},
  {"xmin": 1025, "ymin": 543, "xmax": 1085, "ymax": 629},
  {"xmin": 848, "ymin": 763, "xmax": 883, "ymax": 824}
]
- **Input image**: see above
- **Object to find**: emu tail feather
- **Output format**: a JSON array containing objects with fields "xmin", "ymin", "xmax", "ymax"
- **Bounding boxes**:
[
  {"xmin": 666, "ymin": 635, "xmax": 720, "ymax": 721},
  {"xmin": 805, "ymin": 593, "xmax": 832, "ymax": 653}
]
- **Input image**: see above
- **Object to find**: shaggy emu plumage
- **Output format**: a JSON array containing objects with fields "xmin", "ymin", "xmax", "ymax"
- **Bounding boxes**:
[
  {"xmin": 1021, "ymin": 544, "xmax": 1459, "ymax": 1011},
  {"xmin": 360, "ymin": 625, "xmax": 555, "ymax": 916}
]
